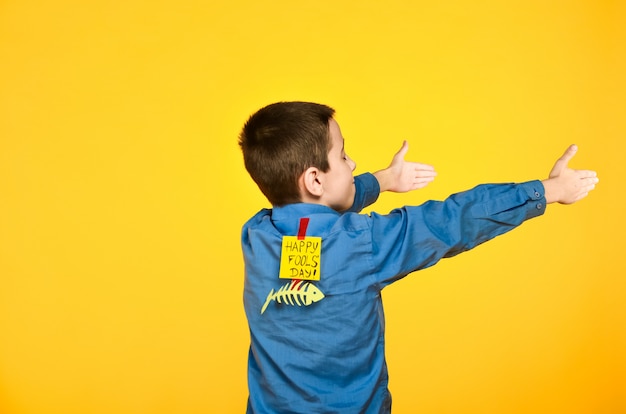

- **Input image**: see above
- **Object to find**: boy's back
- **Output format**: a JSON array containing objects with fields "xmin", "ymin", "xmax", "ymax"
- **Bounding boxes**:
[
  {"xmin": 239, "ymin": 102, "xmax": 597, "ymax": 413},
  {"xmin": 243, "ymin": 176, "xmax": 548, "ymax": 413},
  {"xmin": 243, "ymin": 198, "xmax": 393, "ymax": 412}
]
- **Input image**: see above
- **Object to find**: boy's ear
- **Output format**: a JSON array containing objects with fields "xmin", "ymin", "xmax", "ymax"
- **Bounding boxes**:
[{"xmin": 300, "ymin": 167, "xmax": 324, "ymax": 198}]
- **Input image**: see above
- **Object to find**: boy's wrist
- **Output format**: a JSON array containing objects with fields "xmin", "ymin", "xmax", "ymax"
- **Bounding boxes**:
[
  {"xmin": 373, "ymin": 169, "xmax": 392, "ymax": 193},
  {"xmin": 541, "ymin": 178, "xmax": 560, "ymax": 204}
]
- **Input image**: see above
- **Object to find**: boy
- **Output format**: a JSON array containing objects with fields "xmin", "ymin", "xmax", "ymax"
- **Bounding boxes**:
[{"xmin": 239, "ymin": 101, "xmax": 598, "ymax": 413}]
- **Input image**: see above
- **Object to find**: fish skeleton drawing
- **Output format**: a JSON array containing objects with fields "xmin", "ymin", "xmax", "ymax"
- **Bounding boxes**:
[{"xmin": 261, "ymin": 279, "xmax": 325, "ymax": 314}]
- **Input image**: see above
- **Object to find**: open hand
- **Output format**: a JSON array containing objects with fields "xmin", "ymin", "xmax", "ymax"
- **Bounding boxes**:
[
  {"xmin": 374, "ymin": 141, "xmax": 437, "ymax": 193},
  {"xmin": 543, "ymin": 145, "xmax": 599, "ymax": 204}
]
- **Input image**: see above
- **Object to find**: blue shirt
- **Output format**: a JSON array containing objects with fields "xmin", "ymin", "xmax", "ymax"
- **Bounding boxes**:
[{"xmin": 242, "ymin": 173, "xmax": 546, "ymax": 413}]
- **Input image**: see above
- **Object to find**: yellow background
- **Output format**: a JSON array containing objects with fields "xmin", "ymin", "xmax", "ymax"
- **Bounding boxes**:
[{"xmin": 1, "ymin": 1, "xmax": 624, "ymax": 413}]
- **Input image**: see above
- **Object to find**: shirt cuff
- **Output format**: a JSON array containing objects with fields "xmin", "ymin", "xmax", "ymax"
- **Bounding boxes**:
[
  {"xmin": 469, "ymin": 180, "xmax": 546, "ymax": 221},
  {"xmin": 349, "ymin": 173, "xmax": 380, "ymax": 213},
  {"xmin": 520, "ymin": 180, "xmax": 546, "ymax": 215}
]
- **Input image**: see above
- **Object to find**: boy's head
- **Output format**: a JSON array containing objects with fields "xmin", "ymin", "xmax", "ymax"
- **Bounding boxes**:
[{"xmin": 239, "ymin": 102, "xmax": 356, "ymax": 210}]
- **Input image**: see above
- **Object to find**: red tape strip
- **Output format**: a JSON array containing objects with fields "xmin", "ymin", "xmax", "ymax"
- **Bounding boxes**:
[{"xmin": 297, "ymin": 217, "xmax": 309, "ymax": 240}]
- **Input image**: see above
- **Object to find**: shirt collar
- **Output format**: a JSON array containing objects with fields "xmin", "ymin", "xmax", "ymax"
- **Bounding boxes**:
[{"xmin": 271, "ymin": 203, "xmax": 340, "ymax": 235}]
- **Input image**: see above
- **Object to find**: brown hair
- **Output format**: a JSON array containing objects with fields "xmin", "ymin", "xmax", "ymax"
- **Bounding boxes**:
[{"xmin": 239, "ymin": 102, "xmax": 335, "ymax": 206}]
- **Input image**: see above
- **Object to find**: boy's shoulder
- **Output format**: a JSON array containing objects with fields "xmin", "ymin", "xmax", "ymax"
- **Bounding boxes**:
[{"xmin": 242, "ymin": 207, "xmax": 273, "ymax": 230}]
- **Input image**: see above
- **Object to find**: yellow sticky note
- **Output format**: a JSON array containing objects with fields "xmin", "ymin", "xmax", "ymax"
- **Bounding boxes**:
[{"xmin": 279, "ymin": 236, "xmax": 321, "ymax": 281}]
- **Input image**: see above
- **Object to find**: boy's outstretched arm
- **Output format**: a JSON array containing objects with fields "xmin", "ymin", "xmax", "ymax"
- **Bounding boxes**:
[
  {"xmin": 542, "ymin": 145, "xmax": 599, "ymax": 204},
  {"xmin": 374, "ymin": 141, "xmax": 437, "ymax": 193}
]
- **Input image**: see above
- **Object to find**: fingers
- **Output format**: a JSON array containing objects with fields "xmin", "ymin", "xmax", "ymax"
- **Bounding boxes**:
[
  {"xmin": 564, "ymin": 170, "xmax": 599, "ymax": 204},
  {"xmin": 412, "ymin": 173, "xmax": 436, "ymax": 189},
  {"xmin": 392, "ymin": 141, "xmax": 435, "ymax": 173},
  {"xmin": 414, "ymin": 162, "xmax": 436, "ymax": 172},
  {"xmin": 415, "ymin": 170, "xmax": 437, "ymax": 180},
  {"xmin": 415, "ymin": 174, "xmax": 436, "ymax": 182},
  {"xmin": 387, "ymin": 141, "xmax": 438, "ymax": 192},
  {"xmin": 574, "ymin": 169, "xmax": 599, "ymax": 184},
  {"xmin": 413, "ymin": 162, "xmax": 437, "ymax": 182},
  {"xmin": 412, "ymin": 163, "xmax": 437, "ymax": 185},
  {"xmin": 413, "ymin": 165, "xmax": 437, "ymax": 189},
  {"xmin": 577, "ymin": 169, "xmax": 598, "ymax": 179},
  {"xmin": 579, "ymin": 174, "xmax": 599, "ymax": 192}
]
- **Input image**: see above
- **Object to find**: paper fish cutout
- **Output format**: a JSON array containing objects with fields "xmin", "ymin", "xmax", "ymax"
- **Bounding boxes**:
[{"xmin": 261, "ymin": 279, "xmax": 325, "ymax": 314}]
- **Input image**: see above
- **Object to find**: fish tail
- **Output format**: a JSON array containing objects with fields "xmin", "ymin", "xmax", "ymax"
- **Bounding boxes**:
[{"xmin": 260, "ymin": 289, "xmax": 275, "ymax": 314}]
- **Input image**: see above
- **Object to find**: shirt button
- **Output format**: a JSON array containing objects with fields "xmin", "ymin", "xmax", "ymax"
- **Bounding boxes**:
[
  {"xmin": 534, "ymin": 191, "xmax": 541, "ymax": 198},
  {"xmin": 536, "ymin": 203, "xmax": 543, "ymax": 210}
]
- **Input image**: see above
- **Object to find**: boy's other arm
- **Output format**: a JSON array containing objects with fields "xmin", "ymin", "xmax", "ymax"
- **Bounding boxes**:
[
  {"xmin": 373, "ymin": 141, "xmax": 436, "ymax": 193},
  {"xmin": 365, "ymin": 144, "xmax": 597, "ymax": 286},
  {"xmin": 348, "ymin": 141, "xmax": 436, "ymax": 213},
  {"xmin": 542, "ymin": 145, "xmax": 599, "ymax": 204}
]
